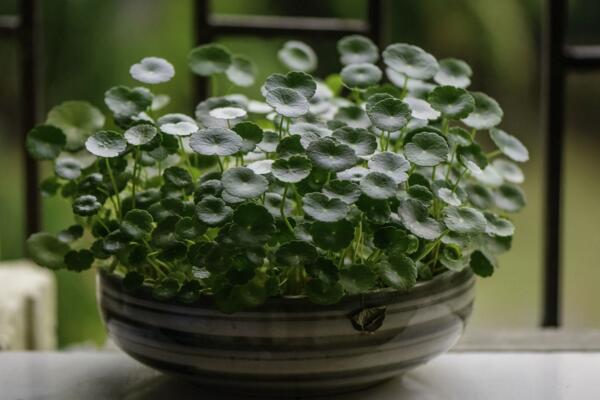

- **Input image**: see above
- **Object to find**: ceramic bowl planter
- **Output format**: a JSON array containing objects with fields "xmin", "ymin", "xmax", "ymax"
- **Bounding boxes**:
[{"xmin": 98, "ymin": 268, "xmax": 474, "ymax": 396}]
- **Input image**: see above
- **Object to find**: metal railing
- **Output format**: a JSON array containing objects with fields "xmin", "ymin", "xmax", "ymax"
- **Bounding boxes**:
[{"xmin": 7, "ymin": 0, "xmax": 597, "ymax": 328}]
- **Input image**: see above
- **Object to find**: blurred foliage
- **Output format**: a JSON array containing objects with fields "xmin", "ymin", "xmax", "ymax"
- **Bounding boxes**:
[{"xmin": 0, "ymin": 0, "xmax": 599, "ymax": 346}]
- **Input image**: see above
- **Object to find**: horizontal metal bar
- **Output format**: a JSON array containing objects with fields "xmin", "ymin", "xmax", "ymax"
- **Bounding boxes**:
[
  {"xmin": 207, "ymin": 14, "xmax": 369, "ymax": 38},
  {"xmin": 0, "ymin": 15, "xmax": 20, "ymax": 36},
  {"xmin": 564, "ymin": 45, "xmax": 600, "ymax": 70}
]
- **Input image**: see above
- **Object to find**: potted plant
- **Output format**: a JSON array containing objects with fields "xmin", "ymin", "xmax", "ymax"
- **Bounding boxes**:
[{"xmin": 25, "ymin": 35, "xmax": 527, "ymax": 396}]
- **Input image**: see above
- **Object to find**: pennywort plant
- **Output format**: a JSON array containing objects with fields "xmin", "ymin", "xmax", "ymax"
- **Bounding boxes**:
[{"xmin": 25, "ymin": 37, "xmax": 528, "ymax": 312}]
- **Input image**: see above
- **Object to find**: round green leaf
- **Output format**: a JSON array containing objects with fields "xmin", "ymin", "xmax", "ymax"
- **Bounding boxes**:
[
  {"xmin": 447, "ymin": 126, "xmax": 473, "ymax": 148},
  {"xmin": 408, "ymin": 184, "xmax": 434, "ymax": 206},
  {"xmin": 340, "ymin": 264, "xmax": 376, "ymax": 294},
  {"xmin": 276, "ymin": 240, "xmax": 318, "ymax": 266},
  {"xmin": 104, "ymin": 86, "xmax": 152, "ymax": 117},
  {"xmin": 470, "ymin": 250, "xmax": 495, "ymax": 277},
  {"xmin": 230, "ymin": 203, "xmax": 275, "ymax": 245},
  {"xmin": 337, "ymin": 35, "xmax": 379, "ymax": 65},
  {"xmin": 307, "ymin": 137, "xmax": 358, "ymax": 172},
  {"xmin": 124, "ymin": 123, "xmax": 158, "ymax": 145},
  {"xmin": 72, "ymin": 195, "xmax": 102, "ymax": 216},
  {"xmin": 272, "ymin": 155, "xmax": 312, "ymax": 183},
  {"xmin": 397, "ymin": 198, "xmax": 442, "ymax": 240},
  {"xmin": 356, "ymin": 195, "xmax": 391, "ymax": 224},
  {"xmin": 278, "ymin": 40, "xmax": 317, "ymax": 72},
  {"xmin": 226, "ymin": 55, "xmax": 256, "ymax": 87},
  {"xmin": 160, "ymin": 121, "xmax": 198, "ymax": 136},
  {"xmin": 209, "ymin": 106, "xmax": 247, "ymax": 120},
  {"xmin": 233, "ymin": 121, "xmax": 263, "ymax": 153},
  {"xmin": 256, "ymin": 130, "xmax": 279, "ymax": 153},
  {"xmin": 494, "ymin": 183, "xmax": 526, "ymax": 212},
  {"xmin": 434, "ymin": 58, "xmax": 472, "ymax": 88},
  {"xmin": 302, "ymin": 192, "xmax": 349, "ymax": 222},
  {"xmin": 55, "ymin": 157, "xmax": 82, "ymax": 180},
  {"xmin": 490, "ymin": 128, "xmax": 529, "ymax": 162},
  {"xmin": 163, "ymin": 166, "xmax": 192, "ymax": 188},
  {"xmin": 472, "ymin": 165, "xmax": 504, "ymax": 187},
  {"xmin": 457, "ymin": 143, "xmax": 488, "ymax": 174},
  {"xmin": 443, "ymin": 206, "xmax": 487, "ymax": 234},
  {"xmin": 310, "ymin": 220, "xmax": 355, "ymax": 251},
  {"xmin": 403, "ymin": 97, "xmax": 441, "ymax": 120},
  {"xmin": 493, "ymin": 159, "xmax": 524, "ymax": 184},
  {"xmin": 222, "ymin": 167, "xmax": 268, "ymax": 199},
  {"xmin": 121, "ymin": 209, "xmax": 154, "ymax": 239},
  {"xmin": 484, "ymin": 212, "xmax": 515, "ymax": 237},
  {"xmin": 461, "ymin": 92, "xmax": 503, "ymax": 129},
  {"xmin": 64, "ymin": 249, "xmax": 94, "ymax": 272},
  {"xmin": 427, "ymin": 86, "xmax": 475, "ymax": 119},
  {"xmin": 247, "ymin": 159, "xmax": 274, "ymax": 175},
  {"xmin": 382, "ymin": 43, "xmax": 439, "ymax": 80},
  {"xmin": 466, "ymin": 183, "xmax": 494, "ymax": 209},
  {"xmin": 130, "ymin": 57, "xmax": 175, "ymax": 84},
  {"xmin": 265, "ymin": 87, "xmax": 310, "ymax": 117},
  {"xmin": 57, "ymin": 224, "xmax": 84, "ymax": 243},
  {"xmin": 46, "ymin": 101, "xmax": 105, "ymax": 151},
  {"xmin": 341, "ymin": 63, "xmax": 382, "ymax": 90},
  {"xmin": 360, "ymin": 171, "xmax": 397, "ymax": 200},
  {"xmin": 331, "ymin": 127, "xmax": 377, "ymax": 156},
  {"xmin": 276, "ymin": 135, "xmax": 304, "ymax": 159},
  {"xmin": 334, "ymin": 105, "xmax": 371, "ymax": 129},
  {"xmin": 366, "ymin": 98, "xmax": 411, "ymax": 132},
  {"xmin": 368, "ymin": 151, "xmax": 410, "ymax": 183},
  {"xmin": 264, "ymin": 192, "xmax": 295, "ymax": 217},
  {"xmin": 189, "ymin": 128, "xmax": 243, "ymax": 156},
  {"xmin": 306, "ymin": 279, "xmax": 344, "ymax": 305},
  {"xmin": 195, "ymin": 195, "xmax": 232, "ymax": 226},
  {"xmin": 264, "ymin": 72, "xmax": 316, "ymax": 99},
  {"xmin": 188, "ymin": 44, "xmax": 232, "ymax": 76},
  {"xmin": 436, "ymin": 187, "xmax": 461, "ymax": 206},
  {"xmin": 323, "ymin": 180, "xmax": 361, "ymax": 205},
  {"xmin": 337, "ymin": 166, "xmax": 369, "ymax": 182},
  {"xmin": 26, "ymin": 125, "xmax": 66, "ymax": 160},
  {"xmin": 85, "ymin": 130, "xmax": 127, "ymax": 158},
  {"xmin": 404, "ymin": 132, "xmax": 449, "ymax": 167},
  {"xmin": 380, "ymin": 255, "xmax": 417, "ymax": 290},
  {"xmin": 26, "ymin": 232, "xmax": 70, "ymax": 270}
]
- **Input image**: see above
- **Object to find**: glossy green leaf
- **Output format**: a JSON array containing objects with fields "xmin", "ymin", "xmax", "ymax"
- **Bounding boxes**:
[
  {"xmin": 307, "ymin": 137, "xmax": 358, "ymax": 172},
  {"xmin": 303, "ymin": 192, "xmax": 349, "ymax": 222},
  {"xmin": 493, "ymin": 159, "xmax": 524, "ymax": 184},
  {"xmin": 383, "ymin": 43, "xmax": 439, "ymax": 80},
  {"xmin": 443, "ymin": 206, "xmax": 487, "ymax": 234},
  {"xmin": 121, "ymin": 209, "xmax": 154, "ymax": 239},
  {"xmin": 272, "ymin": 155, "xmax": 312, "ymax": 183},
  {"xmin": 222, "ymin": 167, "xmax": 269, "ymax": 199},
  {"xmin": 366, "ymin": 98, "xmax": 411, "ymax": 132},
  {"xmin": 232, "ymin": 121, "xmax": 263, "ymax": 153},
  {"xmin": 470, "ymin": 250, "xmax": 495, "ymax": 277},
  {"xmin": 265, "ymin": 87, "xmax": 310, "ymax": 117},
  {"xmin": 398, "ymin": 198, "xmax": 442, "ymax": 240},
  {"xmin": 368, "ymin": 151, "xmax": 410, "ymax": 184},
  {"xmin": 163, "ymin": 166, "xmax": 192, "ymax": 188},
  {"xmin": 461, "ymin": 92, "xmax": 503, "ymax": 129},
  {"xmin": 310, "ymin": 219, "xmax": 355, "ymax": 251},
  {"xmin": 278, "ymin": 40, "xmax": 317, "ymax": 72},
  {"xmin": 189, "ymin": 128, "xmax": 243, "ymax": 156},
  {"xmin": 64, "ymin": 249, "xmax": 94, "ymax": 272},
  {"xmin": 276, "ymin": 240, "xmax": 318, "ymax": 266},
  {"xmin": 404, "ymin": 132, "xmax": 449, "ymax": 167},
  {"xmin": 494, "ymin": 183, "xmax": 526, "ymax": 212},
  {"xmin": 124, "ymin": 123, "xmax": 158, "ymax": 145},
  {"xmin": 195, "ymin": 195, "xmax": 232, "ymax": 226},
  {"xmin": 403, "ymin": 97, "xmax": 441, "ymax": 120},
  {"xmin": 332, "ymin": 127, "xmax": 377, "ymax": 156},
  {"xmin": 226, "ymin": 55, "xmax": 256, "ymax": 87},
  {"xmin": 360, "ymin": 171, "xmax": 397, "ymax": 200},
  {"xmin": 264, "ymin": 71, "xmax": 316, "ymax": 99},
  {"xmin": 434, "ymin": 58, "xmax": 472, "ymax": 88},
  {"xmin": 323, "ymin": 180, "xmax": 361, "ymax": 205},
  {"xmin": 427, "ymin": 86, "xmax": 474, "ymax": 119},
  {"xmin": 306, "ymin": 279, "xmax": 344, "ymax": 305},
  {"xmin": 85, "ymin": 130, "xmax": 127, "ymax": 158},
  {"xmin": 340, "ymin": 264, "xmax": 376, "ymax": 294},
  {"xmin": 379, "ymin": 254, "xmax": 417, "ymax": 290},
  {"xmin": 72, "ymin": 195, "xmax": 102, "ymax": 216},
  {"xmin": 490, "ymin": 128, "xmax": 529, "ymax": 162},
  {"xmin": 104, "ymin": 86, "xmax": 152, "ymax": 117},
  {"xmin": 55, "ymin": 157, "xmax": 82, "ymax": 180},
  {"xmin": 340, "ymin": 63, "xmax": 382, "ymax": 89},
  {"xmin": 46, "ymin": 101, "xmax": 105, "ymax": 151}
]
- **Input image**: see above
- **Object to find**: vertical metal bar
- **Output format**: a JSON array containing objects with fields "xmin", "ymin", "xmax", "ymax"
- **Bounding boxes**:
[
  {"xmin": 19, "ymin": 0, "xmax": 41, "ymax": 238},
  {"xmin": 542, "ymin": 0, "xmax": 566, "ymax": 327},
  {"xmin": 367, "ymin": 0, "xmax": 383, "ymax": 47},
  {"xmin": 193, "ymin": 0, "xmax": 212, "ymax": 105}
]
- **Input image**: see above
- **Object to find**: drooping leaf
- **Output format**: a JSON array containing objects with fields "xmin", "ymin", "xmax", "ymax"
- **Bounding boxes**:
[
  {"xmin": 490, "ymin": 128, "xmax": 529, "ymax": 162},
  {"xmin": 46, "ymin": 101, "xmax": 105, "ymax": 151},
  {"xmin": 470, "ymin": 250, "xmax": 495, "ymax": 277},
  {"xmin": 26, "ymin": 232, "xmax": 70, "ymax": 270},
  {"xmin": 461, "ymin": 92, "xmax": 503, "ymax": 130},
  {"xmin": 379, "ymin": 254, "xmax": 417, "ymax": 290},
  {"xmin": 26, "ymin": 125, "xmax": 66, "ymax": 160},
  {"xmin": 232, "ymin": 121, "xmax": 263, "ymax": 153}
]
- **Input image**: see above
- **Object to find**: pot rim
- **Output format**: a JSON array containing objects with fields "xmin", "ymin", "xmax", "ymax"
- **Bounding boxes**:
[{"xmin": 98, "ymin": 267, "xmax": 474, "ymax": 311}]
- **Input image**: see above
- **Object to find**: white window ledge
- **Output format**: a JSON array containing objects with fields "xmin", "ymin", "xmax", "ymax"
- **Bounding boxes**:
[{"xmin": 1, "ymin": 351, "xmax": 599, "ymax": 399}]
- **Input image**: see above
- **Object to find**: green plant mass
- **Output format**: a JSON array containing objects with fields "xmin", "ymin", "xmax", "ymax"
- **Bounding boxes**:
[{"xmin": 25, "ymin": 38, "xmax": 528, "ymax": 313}]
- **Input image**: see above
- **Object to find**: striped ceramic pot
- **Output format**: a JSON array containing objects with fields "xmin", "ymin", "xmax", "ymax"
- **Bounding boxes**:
[{"xmin": 98, "ymin": 268, "xmax": 475, "ymax": 397}]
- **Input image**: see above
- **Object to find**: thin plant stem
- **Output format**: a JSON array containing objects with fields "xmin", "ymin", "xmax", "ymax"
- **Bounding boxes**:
[
  {"xmin": 216, "ymin": 156, "xmax": 224, "ymax": 173},
  {"xmin": 280, "ymin": 185, "xmax": 295, "ymax": 233},
  {"xmin": 104, "ymin": 159, "xmax": 121, "ymax": 219}
]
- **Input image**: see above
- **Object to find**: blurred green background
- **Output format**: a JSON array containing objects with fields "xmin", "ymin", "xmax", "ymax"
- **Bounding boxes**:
[{"xmin": 1, "ymin": 0, "xmax": 599, "ymax": 347}]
